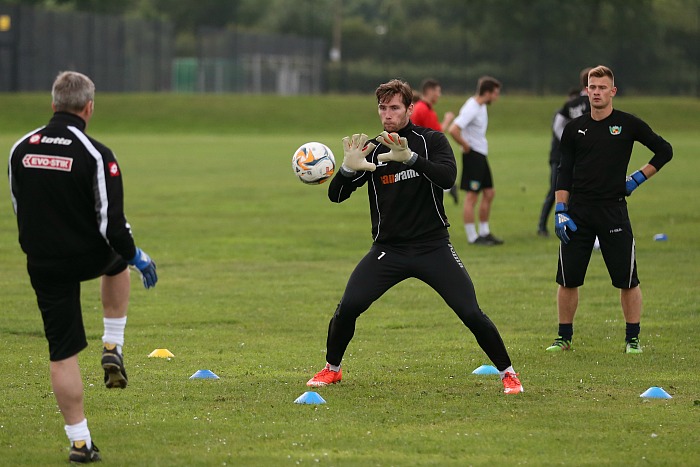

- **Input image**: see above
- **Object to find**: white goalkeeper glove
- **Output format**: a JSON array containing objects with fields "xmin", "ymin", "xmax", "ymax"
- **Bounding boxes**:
[
  {"xmin": 341, "ymin": 133, "xmax": 377, "ymax": 172},
  {"xmin": 376, "ymin": 131, "xmax": 416, "ymax": 164}
]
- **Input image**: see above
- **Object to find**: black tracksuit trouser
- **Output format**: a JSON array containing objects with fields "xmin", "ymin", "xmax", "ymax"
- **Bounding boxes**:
[{"xmin": 325, "ymin": 240, "xmax": 513, "ymax": 371}]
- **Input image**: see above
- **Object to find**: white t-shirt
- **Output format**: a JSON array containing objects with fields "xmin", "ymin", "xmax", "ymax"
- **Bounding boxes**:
[{"xmin": 453, "ymin": 97, "xmax": 489, "ymax": 155}]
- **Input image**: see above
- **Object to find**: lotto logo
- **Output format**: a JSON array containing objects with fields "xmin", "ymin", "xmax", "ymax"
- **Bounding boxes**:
[
  {"xmin": 28, "ymin": 134, "xmax": 73, "ymax": 146},
  {"xmin": 22, "ymin": 154, "xmax": 73, "ymax": 172},
  {"xmin": 108, "ymin": 162, "xmax": 120, "ymax": 177}
]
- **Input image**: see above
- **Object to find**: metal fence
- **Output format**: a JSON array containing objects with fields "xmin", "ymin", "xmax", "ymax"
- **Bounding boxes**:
[
  {"xmin": 0, "ymin": 4, "xmax": 173, "ymax": 92},
  {"xmin": 173, "ymin": 28, "xmax": 326, "ymax": 94}
]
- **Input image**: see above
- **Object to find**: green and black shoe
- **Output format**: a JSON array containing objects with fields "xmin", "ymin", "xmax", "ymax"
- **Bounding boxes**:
[
  {"xmin": 545, "ymin": 336, "xmax": 572, "ymax": 352},
  {"xmin": 625, "ymin": 337, "xmax": 643, "ymax": 354}
]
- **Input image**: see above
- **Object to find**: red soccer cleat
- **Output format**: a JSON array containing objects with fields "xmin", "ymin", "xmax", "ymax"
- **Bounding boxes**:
[
  {"xmin": 502, "ymin": 372, "xmax": 523, "ymax": 394},
  {"xmin": 306, "ymin": 364, "xmax": 342, "ymax": 387}
]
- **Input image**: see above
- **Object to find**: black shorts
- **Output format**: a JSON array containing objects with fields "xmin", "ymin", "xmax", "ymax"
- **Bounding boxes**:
[
  {"xmin": 460, "ymin": 150, "xmax": 493, "ymax": 192},
  {"xmin": 27, "ymin": 249, "xmax": 128, "ymax": 361},
  {"xmin": 556, "ymin": 203, "xmax": 639, "ymax": 289}
]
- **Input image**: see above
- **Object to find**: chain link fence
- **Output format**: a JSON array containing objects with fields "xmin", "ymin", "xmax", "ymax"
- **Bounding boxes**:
[
  {"xmin": 173, "ymin": 28, "xmax": 325, "ymax": 94},
  {"xmin": 0, "ymin": 4, "xmax": 172, "ymax": 92}
]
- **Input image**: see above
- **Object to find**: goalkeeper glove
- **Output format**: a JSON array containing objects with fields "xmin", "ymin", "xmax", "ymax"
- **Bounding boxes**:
[
  {"xmin": 625, "ymin": 170, "xmax": 646, "ymax": 196},
  {"xmin": 341, "ymin": 133, "xmax": 377, "ymax": 172},
  {"xmin": 129, "ymin": 247, "xmax": 158, "ymax": 289},
  {"xmin": 376, "ymin": 131, "xmax": 416, "ymax": 164},
  {"xmin": 554, "ymin": 202, "xmax": 577, "ymax": 245}
]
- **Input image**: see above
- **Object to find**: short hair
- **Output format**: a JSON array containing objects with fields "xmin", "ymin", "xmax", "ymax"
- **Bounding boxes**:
[
  {"xmin": 376, "ymin": 79, "xmax": 413, "ymax": 108},
  {"xmin": 52, "ymin": 71, "xmax": 95, "ymax": 113},
  {"xmin": 476, "ymin": 76, "xmax": 501, "ymax": 96},
  {"xmin": 579, "ymin": 67, "xmax": 592, "ymax": 88},
  {"xmin": 420, "ymin": 78, "xmax": 440, "ymax": 95},
  {"xmin": 588, "ymin": 65, "xmax": 614, "ymax": 85}
]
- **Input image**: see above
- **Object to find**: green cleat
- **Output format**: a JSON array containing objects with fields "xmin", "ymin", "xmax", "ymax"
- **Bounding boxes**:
[
  {"xmin": 545, "ymin": 337, "xmax": 572, "ymax": 352},
  {"xmin": 625, "ymin": 337, "xmax": 643, "ymax": 354}
]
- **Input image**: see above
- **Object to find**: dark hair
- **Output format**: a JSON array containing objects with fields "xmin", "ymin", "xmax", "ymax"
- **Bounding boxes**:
[
  {"xmin": 376, "ymin": 79, "xmax": 414, "ymax": 108},
  {"xmin": 420, "ymin": 78, "xmax": 440, "ymax": 94},
  {"xmin": 476, "ymin": 76, "xmax": 501, "ymax": 96},
  {"xmin": 579, "ymin": 67, "xmax": 592, "ymax": 88}
]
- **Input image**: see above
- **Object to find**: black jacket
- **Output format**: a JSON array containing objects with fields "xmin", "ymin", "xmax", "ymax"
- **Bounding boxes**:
[
  {"xmin": 557, "ymin": 109, "xmax": 673, "ymax": 204},
  {"xmin": 9, "ymin": 112, "xmax": 136, "ymax": 262},
  {"xmin": 328, "ymin": 122, "xmax": 456, "ymax": 244}
]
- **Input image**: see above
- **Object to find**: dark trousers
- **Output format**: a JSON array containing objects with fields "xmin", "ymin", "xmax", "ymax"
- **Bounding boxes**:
[
  {"xmin": 538, "ymin": 160, "xmax": 559, "ymax": 232},
  {"xmin": 325, "ymin": 241, "xmax": 513, "ymax": 371}
]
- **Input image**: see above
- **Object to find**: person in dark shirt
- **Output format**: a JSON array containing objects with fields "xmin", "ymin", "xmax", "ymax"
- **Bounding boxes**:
[
  {"xmin": 547, "ymin": 65, "xmax": 672, "ymax": 354},
  {"xmin": 537, "ymin": 68, "xmax": 591, "ymax": 236},
  {"xmin": 306, "ymin": 79, "xmax": 523, "ymax": 395},
  {"xmin": 9, "ymin": 71, "xmax": 157, "ymax": 463}
]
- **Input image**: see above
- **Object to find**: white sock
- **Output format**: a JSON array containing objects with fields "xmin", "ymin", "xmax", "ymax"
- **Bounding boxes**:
[
  {"xmin": 465, "ymin": 224, "xmax": 478, "ymax": 243},
  {"xmin": 65, "ymin": 418, "xmax": 91, "ymax": 449},
  {"xmin": 479, "ymin": 222, "xmax": 490, "ymax": 236},
  {"xmin": 499, "ymin": 365, "xmax": 516, "ymax": 379},
  {"xmin": 327, "ymin": 363, "xmax": 341, "ymax": 372},
  {"xmin": 102, "ymin": 316, "xmax": 127, "ymax": 353}
]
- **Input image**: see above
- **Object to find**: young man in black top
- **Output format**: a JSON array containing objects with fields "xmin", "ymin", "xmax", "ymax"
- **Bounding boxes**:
[
  {"xmin": 9, "ymin": 71, "xmax": 157, "ymax": 463},
  {"xmin": 547, "ymin": 65, "xmax": 672, "ymax": 353},
  {"xmin": 537, "ymin": 68, "xmax": 591, "ymax": 236},
  {"xmin": 306, "ymin": 79, "xmax": 522, "ymax": 395}
]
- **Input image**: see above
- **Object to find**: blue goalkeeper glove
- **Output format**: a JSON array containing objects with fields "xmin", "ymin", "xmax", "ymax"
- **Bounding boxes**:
[
  {"xmin": 625, "ymin": 170, "xmax": 646, "ymax": 196},
  {"xmin": 129, "ymin": 247, "xmax": 158, "ymax": 289},
  {"xmin": 554, "ymin": 202, "xmax": 577, "ymax": 244}
]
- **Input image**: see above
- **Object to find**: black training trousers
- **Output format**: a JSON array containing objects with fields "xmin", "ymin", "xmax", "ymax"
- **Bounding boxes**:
[{"xmin": 325, "ymin": 240, "xmax": 512, "ymax": 371}]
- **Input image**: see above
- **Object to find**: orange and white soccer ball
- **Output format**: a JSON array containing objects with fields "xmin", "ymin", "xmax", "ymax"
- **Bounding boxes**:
[{"xmin": 292, "ymin": 142, "xmax": 335, "ymax": 185}]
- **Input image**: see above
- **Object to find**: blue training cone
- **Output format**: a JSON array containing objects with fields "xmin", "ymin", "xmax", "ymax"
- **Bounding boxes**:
[
  {"xmin": 189, "ymin": 369, "xmax": 220, "ymax": 380},
  {"xmin": 294, "ymin": 391, "xmax": 326, "ymax": 405},
  {"xmin": 640, "ymin": 386, "xmax": 672, "ymax": 399},
  {"xmin": 471, "ymin": 364, "xmax": 499, "ymax": 375}
]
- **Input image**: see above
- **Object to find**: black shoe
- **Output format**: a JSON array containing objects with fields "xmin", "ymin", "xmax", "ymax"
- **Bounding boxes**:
[
  {"xmin": 69, "ymin": 441, "xmax": 101, "ymax": 463},
  {"xmin": 449, "ymin": 185, "xmax": 459, "ymax": 205},
  {"xmin": 481, "ymin": 233, "xmax": 504, "ymax": 245},
  {"xmin": 537, "ymin": 229, "xmax": 549, "ymax": 237},
  {"xmin": 102, "ymin": 343, "xmax": 128, "ymax": 389},
  {"xmin": 471, "ymin": 236, "xmax": 496, "ymax": 246}
]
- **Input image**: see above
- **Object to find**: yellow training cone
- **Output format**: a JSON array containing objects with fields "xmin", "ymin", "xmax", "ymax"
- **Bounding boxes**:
[{"xmin": 148, "ymin": 348, "xmax": 175, "ymax": 358}]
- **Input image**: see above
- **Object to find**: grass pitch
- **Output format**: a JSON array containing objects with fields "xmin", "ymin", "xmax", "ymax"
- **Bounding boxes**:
[{"xmin": 0, "ymin": 93, "xmax": 698, "ymax": 466}]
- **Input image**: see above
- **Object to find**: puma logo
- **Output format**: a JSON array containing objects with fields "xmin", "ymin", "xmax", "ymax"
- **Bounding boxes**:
[{"xmin": 578, "ymin": 129, "xmax": 588, "ymax": 136}]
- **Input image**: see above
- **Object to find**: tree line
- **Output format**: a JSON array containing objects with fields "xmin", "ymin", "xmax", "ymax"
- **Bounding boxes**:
[{"xmin": 5, "ymin": 0, "xmax": 698, "ymax": 95}]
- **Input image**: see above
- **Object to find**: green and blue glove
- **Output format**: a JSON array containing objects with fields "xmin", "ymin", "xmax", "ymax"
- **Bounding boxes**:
[
  {"xmin": 554, "ymin": 202, "xmax": 577, "ymax": 244},
  {"xmin": 625, "ymin": 170, "xmax": 646, "ymax": 196},
  {"xmin": 129, "ymin": 247, "xmax": 158, "ymax": 289}
]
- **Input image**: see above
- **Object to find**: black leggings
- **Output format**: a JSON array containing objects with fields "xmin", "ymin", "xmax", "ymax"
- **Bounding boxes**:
[{"xmin": 325, "ymin": 241, "xmax": 512, "ymax": 371}]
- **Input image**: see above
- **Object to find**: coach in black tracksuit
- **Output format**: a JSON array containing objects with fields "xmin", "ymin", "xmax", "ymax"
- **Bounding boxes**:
[
  {"xmin": 306, "ymin": 79, "xmax": 522, "ymax": 394},
  {"xmin": 8, "ymin": 71, "xmax": 156, "ymax": 463}
]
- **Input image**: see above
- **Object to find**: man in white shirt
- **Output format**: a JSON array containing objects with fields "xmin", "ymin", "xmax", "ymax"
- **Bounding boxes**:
[{"xmin": 449, "ymin": 76, "xmax": 503, "ymax": 245}]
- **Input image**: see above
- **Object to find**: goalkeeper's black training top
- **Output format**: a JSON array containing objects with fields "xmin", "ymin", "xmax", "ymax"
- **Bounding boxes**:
[
  {"xmin": 9, "ymin": 112, "xmax": 137, "ymax": 263},
  {"xmin": 328, "ymin": 121, "xmax": 457, "ymax": 245},
  {"xmin": 557, "ymin": 109, "xmax": 673, "ymax": 205}
]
